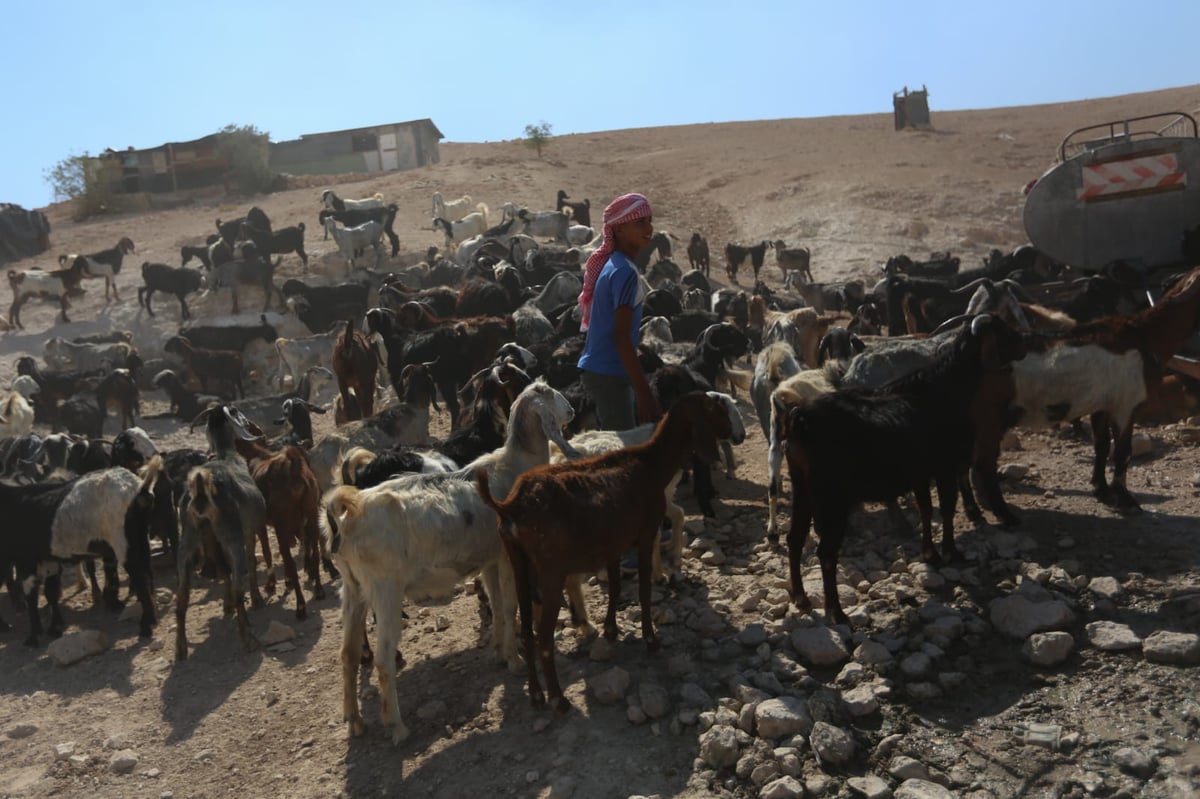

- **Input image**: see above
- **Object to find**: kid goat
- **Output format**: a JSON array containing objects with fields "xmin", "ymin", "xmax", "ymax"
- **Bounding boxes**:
[{"xmin": 475, "ymin": 391, "xmax": 734, "ymax": 712}]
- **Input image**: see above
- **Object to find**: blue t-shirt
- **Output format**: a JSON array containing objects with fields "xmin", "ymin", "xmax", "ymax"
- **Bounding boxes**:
[{"xmin": 578, "ymin": 251, "xmax": 645, "ymax": 377}]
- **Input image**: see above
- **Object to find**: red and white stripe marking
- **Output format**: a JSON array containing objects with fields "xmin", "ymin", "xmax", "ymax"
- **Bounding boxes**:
[{"xmin": 1077, "ymin": 153, "xmax": 1186, "ymax": 200}]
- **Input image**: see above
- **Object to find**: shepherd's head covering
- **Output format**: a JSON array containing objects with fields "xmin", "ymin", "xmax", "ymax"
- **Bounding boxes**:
[{"xmin": 577, "ymin": 193, "xmax": 652, "ymax": 330}]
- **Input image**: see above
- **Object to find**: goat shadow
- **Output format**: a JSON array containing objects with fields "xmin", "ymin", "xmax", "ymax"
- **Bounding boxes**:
[{"xmin": 159, "ymin": 582, "xmax": 329, "ymax": 744}]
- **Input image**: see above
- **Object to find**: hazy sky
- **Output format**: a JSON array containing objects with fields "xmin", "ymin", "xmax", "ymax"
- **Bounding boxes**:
[{"xmin": 3, "ymin": 0, "xmax": 1198, "ymax": 209}]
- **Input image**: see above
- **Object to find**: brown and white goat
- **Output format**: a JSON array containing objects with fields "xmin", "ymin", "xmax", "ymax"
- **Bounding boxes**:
[
  {"xmin": 8, "ymin": 257, "xmax": 88, "ymax": 328},
  {"xmin": 475, "ymin": 391, "xmax": 734, "ymax": 712}
]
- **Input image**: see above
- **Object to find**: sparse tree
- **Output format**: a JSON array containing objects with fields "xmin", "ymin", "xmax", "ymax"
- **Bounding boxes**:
[
  {"xmin": 523, "ymin": 121, "xmax": 553, "ymax": 158},
  {"xmin": 216, "ymin": 123, "xmax": 275, "ymax": 195},
  {"xmin": 43, "ymin": 150, "xmax": 116, "ymax": 220}
]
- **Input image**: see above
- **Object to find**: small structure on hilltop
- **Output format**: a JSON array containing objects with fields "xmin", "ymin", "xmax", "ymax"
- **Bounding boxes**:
[
  {"xmin": 893, "ymin": 85, "xmax": 932, "ymax": 131},
  {"xmin": 270, "ymin": 119, "xmax": 443, "ymax": 176}
]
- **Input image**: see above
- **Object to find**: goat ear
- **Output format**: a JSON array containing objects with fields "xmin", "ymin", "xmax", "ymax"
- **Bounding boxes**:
[
  {"xmin": 302, "ymin": 400, "xmax": 327, "ymax": 415},
  {"xmin": 851, "ymin": 335, "xmax": 866, "ymax": 354}
]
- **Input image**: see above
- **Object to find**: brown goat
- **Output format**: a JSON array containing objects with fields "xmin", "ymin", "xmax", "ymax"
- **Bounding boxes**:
[
  {"xmin": 475, "ymin": 391, "xmax": 733, "ymax": 712},
  {"xmin": 234, "ymin": 437, "xmax": 326, "ymax": 619},
  {"xmin": 332, "ymin": 319, "xmax": 378, "ymax": 422},
  {"xmin": 164, "ymin": 335, "xmax": 245, "ymax": 399}
]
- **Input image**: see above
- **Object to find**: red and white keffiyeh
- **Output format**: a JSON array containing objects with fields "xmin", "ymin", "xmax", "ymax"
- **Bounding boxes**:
[{"xmin": 577, "ymin": 193, "xmax": 652, "ymax": 330}]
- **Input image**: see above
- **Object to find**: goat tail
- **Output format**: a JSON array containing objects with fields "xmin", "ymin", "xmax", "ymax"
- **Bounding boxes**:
[
  {"xmin": 138, "ymin": 454, "xmax": 164, "ymax": 494},
  {"xmin": 340, "ymin": 447, "xmax": 376, "ymax": 487},
  {"xmin": 725, "ymin": 367, "xmax": 753, "ymax": 392},
  {"xmin": 373, "ymin": 193, "xmax": 383, "ymax": 201},
  {"xmin": 474, "ymin": 468, "xmax": 503, "ymax": 516},
  {"xmin": 477, "ymin": 202, "xmax": 489, "ymax": 226},
  {"xmin": 326, "ymin": 485, "xmax": 361, "ymax": 522}
]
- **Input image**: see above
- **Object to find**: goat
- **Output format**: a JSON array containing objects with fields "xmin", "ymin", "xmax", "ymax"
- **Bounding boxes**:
[
  {"xmin": 138, "ymin": 262, "xmax": 206, "ymax": 320},
  {"xmin": 433, "ymin": 211, "xmax": 489, "ymax": 252},
  {"xmin": 179, "ymin": 315, "xmax": 278, "ymax": 354},
  {"xmin": 778, "ymin": 315, "xmax": 1025, "ymax": 625},
  {"xmin": 275, "ymin": 325, "xmax": 341, "ymax": 389},
  {"xmin": 475, "ymin": 391, "xmax": 733, "ymax": 711},
  {"xmin": 322, "ymin": 381, "xmax": 577, "ymax": 743},
  {"xmin": 773, "ymin": 240, "xmax": 813, "ymax": 283},
  {"xmin": 153, "ymin": 369, "xmax": 219, "ymax": 420},
  {"xmin": 59, "ymin": 237, "xmax": 134, "ymax": 302},
  {"xmin": 332, "ymin": 319, "xmax": 378, "ymax": 422},
  {"xmin": 431, "ymin": 192, "xmax": 478, "ymax": 223},
  {"xmin": 44, "ymin": 338, "xmax": 133, "ymax": 373},
  {"xmin": 724, "ymin": 241, "xmax": 769, "ymax": 284},
  {"xmin": 0, "ymin": 391, "xmax": 35, "ymax": 439},
  {"xmin": 174, "ymin": 406, "xmax": 268, "ymax": 659},
  {"xmin": 180, "ymin": 235, "xmax": 219, "ymax": 269},
  {"xmin": 322, "ymin": 190, "xmax": 384, "ymax": 213},
  {"xmin": 319, "ymin": 205, "xmax": 400, "ymax": 256},
  {"xmin": 682, "ymin": 232, "xmax": 711, "ymax": 276},
  {"xmin": 231, "ymin": 366, "xmax": 333, "ymax": 433},
  {"xmin": 248, "ymin": 222, "xmax": 308, "ymax": 269},
  {"xmin": 8, "ymin": 258, "xmax": 88, "ymax": 328},
  {"xmin": 165, "ymin": 335, "xmax": 245, "ymax": 399},
  {"xmin": 280, "ymin": 278, "xmax": 369, "ymax": 335},
  {"xmin": 324, "ymin": 217, "xmax": 384, "ymax": 273},
  {"xmin": 555, "ymin": 191, "xmax": 591, "ymax": 227},
  {"xmin": 516, "ymin": 208, "xmax": 570, "ymax": 243},
  {"xmin": 0, "ymin": 459, "xmax": 161, "ymax": 644},
  {"xmin": 59, "ymin": 369, "xmax": 139, "ymax": 438},
  {"xmin": 204, "ymin": 243, "xmax": 283, "ymax": 313}
]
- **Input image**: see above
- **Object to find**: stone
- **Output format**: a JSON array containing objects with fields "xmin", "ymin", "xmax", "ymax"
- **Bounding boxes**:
[
  {"xmin": 847, "ymin": 775, "xmax": 893, "ymax": 799},
  {"xmin": 925, "ymin": 615, "xmax": 963, "ymax": 642},
  {"xmin": 809, "ymin": 721, "xmax": 854, "ymax": 768},
  {"xmin": 1085, "ymin": 621, "xmax": 1142, "ymax": 651},
  {"xmin": 686, "ymin": 608, "xmax": 726, "ymax": 637},
  {"xmin": 698, "ymin": 724, "xmax": 740, "ymax": 768},
  {"xmin": 1001, "ymin": 430, "xmax": 1021, "ymax": 451},
  {"xmin": 1023, "ymin": 631, "xmax": 1074, "ymax": 666},
  {"xmin": 750, "ymin": 762, "xmax": 782, "ymax": 786},
  {"xmin": 1131, "ymin": 432, "xmax": 1153, "ymax": 458},
  {"xmin": 5, "ymin": 723, "xmax": 37, "ymax": 739},
  {"xmin": 415, "ymin": 699, "xmax": 445, "ymax": 720},
  {"xmin": 894, "ymin": 779, "xmax": 955, "ymax": 799},
  {"xmin": 759, "ymin": 776, "xmax": 805, "ymax": 799},
  {"xmin": 841, "ymin": 684, "xmax": 879, "ymax": 717},
  {"xmin": 889, "ymin": 756, "xmax": 930, "ymax": 781},
  {"xmin": 1087, "ymin": 576, "xmax": 1122, "ymax": 599},
  {"xmin": 1112, "ymin": 746, "xmax": 1158, "ymax": 778},
  {"xmin": 260, "ymin": 621, "xmax": 296, "ymax": 646},
  {"xmin": 900, "ymin": 652, "xmax": 932, "ymax": 678},
  {"xmin": 679, "ymin": 682, "xmax": 714, "ymax": 709},
  {"xmin": 790, "ymin": 626, "xmax": 849, "ymax": 666},
  {"xmin": 626, "ymin": 705, "xmax": 647, "ymax": 725},
  {"xmin": 588, "ymin": 667, "xmax": 630, "ymax": 704},
  {"xmin": 999, "ymin": 463, "xmax": 1028, "ymax": 480},
  {"xmin": 906, "ymin": 682, "xmax": 942, "ymax": 700},
  {"xmin": 54, "ymin": 742, "xmax": 75, "ymax": 760},
  {"xmin": 1142, "ymin": 631, "xmax": 1200, "ymax": 665},
  {"xmin": 755, "ymin": 697, "xmax": 813, "ymax": 739},
  {"xmin": 853, "ymin": 640, "xmax": 893, "ymax": 666},
  {"xmin": 988, "ymin": 595, "xmax": 1075, "ymax": 639},
  {"xmin": 908, "ymin": 563, "xmax": 944, "ymax": 590},
  {"xmin": 46, "ymin": 630, "xmax": 110, "ymax": 666},
  {"xmin": 639, "ymin": 683, "xmax": 671, "ymax": 719},
  {"xmin": 740, "ymin": 624, "xmax": 769, "ymax": 647},
  {"xmin": 109, "ymin": 749, "xmax": 139, "ymax": 774}
]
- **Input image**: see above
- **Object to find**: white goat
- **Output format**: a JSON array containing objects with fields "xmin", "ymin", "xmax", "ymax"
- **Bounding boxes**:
[
  {"xmin": 517, "ymin": 208, "xmax": 571, "ymax": 242},
  {"xmin": 43, "ymin": 338, "xmax": 133, "ymax": 372},
  {"xmin": 566, "ymin": 224, "xmax": 594, "ymax": 246},
  {"xmin": 0, "ymin": 391, "xmax": 34, "ymax": 438},
  {"xmin": 432, "ymin": 208, "xmax": 489, "ymax": 252},
  {"xmin": 275, "ymin": 326, "xmax": 341, "ymax": 389},
  {"xmin": 323, "ymin": 217, "xmax": 384, "ymax": 273},
  {"xmin": 431, "ymin": 192, "xmax": 480, "ymax": 223},
  {"xmin": 321, "ymin": 381, "xmax": 577, "ymax": 744}
]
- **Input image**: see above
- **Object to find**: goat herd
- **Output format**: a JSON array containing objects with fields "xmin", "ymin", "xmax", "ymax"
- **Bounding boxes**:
[{"xmin": 1, "ymin": 184, "xmax": 1199, "ymax": 748}]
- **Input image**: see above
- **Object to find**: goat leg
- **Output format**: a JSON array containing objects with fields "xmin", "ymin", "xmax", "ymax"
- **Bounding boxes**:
[
  {"xmin": 174, "ymin": 557, "xmax": 193, "ymax": 660},
  {"xmin": 1089, "ymin": 411, "xmax": 1115, "ymax": 504},
  {"xmin": 340, "ymin": 596, "xmax": 368, "ymax": 737},
  {"xmin": 913, "ymin": 482, "xmax": 939, "ymax": 566},
  {"xmin": 373, "ymin": 603, "xmax": 411, "ymax": 743},
  {"xmin": 44, "ymin": 572, "xmax": 65, "ymax": 639},
  {"xmin": 506, "ymin": 544, "xmax": 545, "ymax": 708},
  {"xmin": 602, "ymin": 563, "xmax": 621, "ymax": 641},
  {"xmin": 258, "ymin": 525, "xmax": 276, "ymax": 597},
  {"xmin": 535, "ymin": 574, "xmax": 569, "ymax": 713},
  {"xmin": 785, "ymin": 480, "xmax": 814, "ymax": 614},
  {"xmin": 936, "ymin": 472, "xmax": 962, "ymax": 562},
  {"xmin": 814, "ymin": 519, "xmax": 850, "ymax": 627},
  {"xmin": 958, "ymin": 468, "xmax": 985, "ymax": 525},
  {"xmin": 22, "ymin": 573, "xmax": 43, "ymax": 646},
  {"xmin": 636, "ymin": 533, "xmax": 660, "ymax": 652},
  {"xmin": 1110, "ymin": 422, "xmax": 1142, "ymax": 512},
  {"xmin": 276, "ymin": 531, "xmax": 306, "ymax": 620}
]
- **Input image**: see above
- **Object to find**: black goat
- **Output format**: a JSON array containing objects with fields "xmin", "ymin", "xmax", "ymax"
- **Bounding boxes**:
[
  {"xmin": 318, "ymin": 205, "xmax": 400, "ymax": 257},
  {"xmin": 138, "ymin": 262, "xmax": 206, "ymax": 320},
  {"xmin": 556, "ymin": 190, "xmax": 591, "ymax": 228},
  {"xmin": 778, "ymin": 315, "xmax": 1025, "ymax": 625}
]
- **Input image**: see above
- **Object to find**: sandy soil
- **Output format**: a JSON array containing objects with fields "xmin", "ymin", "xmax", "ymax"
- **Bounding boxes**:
[{"xmin": 0, "ymin": 84, "xmax": 1199, "ymax": 799}]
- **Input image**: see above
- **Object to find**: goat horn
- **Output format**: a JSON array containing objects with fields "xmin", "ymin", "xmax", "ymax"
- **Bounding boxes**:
[
  {"xmin": 1000, "ymin": 279, "xmax": 1035, "ymax": 303},
  {"xmin": 188, "ymin": 406, "xmax": 216, "ymax": 432},
  {"xmin": 952, "ymin": 277, "xmax": 992, "ymax": 295},
  {"xmin": 931, "ymin": 313, "xmax": 973, "ymax": 335}
]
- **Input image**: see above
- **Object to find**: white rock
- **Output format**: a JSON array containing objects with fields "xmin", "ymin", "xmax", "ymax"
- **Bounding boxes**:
[
  {"xmin": 894, "ymin": 779, "xmax": 955, "ymax": 799},
  {"xmin": 1023, "ymin": 631, "xmax": 1075, "ymax": 666},
  {"xmin": 54, "ymin": 742, "xmax": 75, "ymax": 760},
  {"xmin": 260, "ymin": 621, "xmax": 295, "ymax": 646},
  {"xmin": 1085, "ymin": 621, "xmax": 1142, "ymax": 651},
  {"xmin": 847, "ymin": 774, "xmax": 893, "ymax": 799},
  {"xmin": 809, "ymin": 721, "xmax": 855, "ymax": 767},
  {"xmin": 988, "ymin": 595, "xmax": 1075, "ymax": 639},
  {"xmin": 47, "ymin": 630, "xmax": 110, "ymax": 666},
  {"xmin": 1087, "ymin": 576, "xmax": 1122, "ymax": 599},
  {"xmin": 759, "ymin": 776, "xmax": 805, "ymax": 799},
  {"xmin": 842, "ymin": 684, "xmax": 879, "ymax": 717},
  {"xmin": 1131, "ymin": 432, "xmax": 1153, "ymax": 458},
  {"xmin": 754, "ymin": 697, "xmax": 813, "ymax": 739},
  {"xmin": 889, "ymin": 755, "xmax": 929, "ymax": 781},
  {"xmin": 698, "ymin": 724, "xmax": 740, "ymax": 768},
  {"xmin": 853, "ymin": 641, "xmax": 894, "ymax": 665},
  {"xmin": 1112, "ymin": 745, "xmax": 1158, "ymax": 778},
  {"xmin": 790, "ymin": 627, "xmax": 849, "ymax": 666},
  {"xmin": 588, "ymin": 666, "xmax": 630, "ymax": 704},
  {"xmin": 1142, "ymin": 631, "xmax": 1200, "ymax": 665},
  {"xmin": 999, "ymin": 463, "xmax": 1028, "ymax": 480},
  {"xmin": 109, "ymin": 749, "xmax": 139, "ymax": 774},
  {"xmin": 908, "ymin": 563, "xmax": 944, "ymax": 590}
]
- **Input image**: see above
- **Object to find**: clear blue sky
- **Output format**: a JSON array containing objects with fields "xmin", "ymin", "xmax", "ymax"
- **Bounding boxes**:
[{"xmin": 3, "ymin": 0, "xmax": 1197, "ymax": 210}]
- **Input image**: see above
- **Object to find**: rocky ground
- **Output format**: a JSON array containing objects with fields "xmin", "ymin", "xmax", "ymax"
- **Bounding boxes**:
[{"xmin": 1, "ymin": 84, "xmax": 1199, "ymax": 799}]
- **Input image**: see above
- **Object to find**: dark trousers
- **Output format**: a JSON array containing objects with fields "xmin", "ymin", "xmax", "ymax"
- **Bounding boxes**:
[{"xmin": 581, "ymin": 370, "xmax": 635, "ymax": 431}]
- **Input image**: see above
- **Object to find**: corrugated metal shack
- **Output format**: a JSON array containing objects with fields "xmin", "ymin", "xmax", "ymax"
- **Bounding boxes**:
[{"xmin": 269, "ymin": 119, "xmax": 443, "ymax": 176}]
